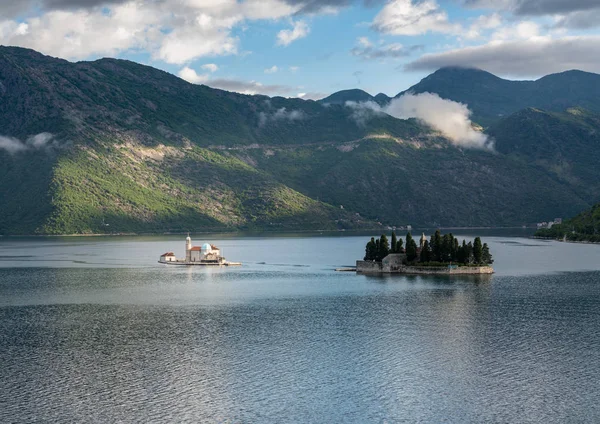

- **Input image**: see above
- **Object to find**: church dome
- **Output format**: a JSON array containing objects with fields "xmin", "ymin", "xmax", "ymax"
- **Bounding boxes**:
[{"xmin": 202, "ymin": 243, "xmax": 212, "ymax": 252}]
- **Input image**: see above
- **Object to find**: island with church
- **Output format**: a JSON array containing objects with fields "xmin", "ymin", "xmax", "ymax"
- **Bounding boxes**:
[
  {"xmin": 355, "ymin": 230, "xmax": 494, "ymax": 274},
  {"xmin": 159, "ymin": 235, "xmax": 241, "ymax": 266}
]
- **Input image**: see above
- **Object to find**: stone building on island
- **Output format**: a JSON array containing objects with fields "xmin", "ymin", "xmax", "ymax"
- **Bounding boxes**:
[{"xmin": 159, "ymin": 235, "xmax": 240, "ymax": 266}]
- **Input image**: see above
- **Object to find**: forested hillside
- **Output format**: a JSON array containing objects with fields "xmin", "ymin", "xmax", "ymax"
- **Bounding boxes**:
[{"xmin": 0, "ymin": 46, "xmax": 598, "ymax": 234}]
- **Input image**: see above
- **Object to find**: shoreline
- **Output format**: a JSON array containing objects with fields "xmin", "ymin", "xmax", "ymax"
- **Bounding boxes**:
[
  {"xmin": 0, "ymin": 226, "xmax": 534, "ymax": 238},
  {"xmin": 356, "ymin": 260, "xmax": 494, "ymax": 275},
  {"xmin": 532, "ymin": 236, "xmax": 600, "ymax": 245}
]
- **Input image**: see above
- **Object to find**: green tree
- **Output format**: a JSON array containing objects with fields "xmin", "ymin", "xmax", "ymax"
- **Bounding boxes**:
[
  {"xmin": 466, "ymin": 241, "xmax": 473, "ymax": 264},
  {"xmin": 364, "ymin": 237, "xmax": 376, "ymax": 261},
  {"xmin": 473, "ymin": 237, "xmax": 483, "ymax": 264},
  {"xmin": 406, "ymin": 232, "xmax": 418, "ymax": 262},
  {"xmin": 441, "ymin": 233, "xmax": 454, "ymax": 262},
  {"xmin": 396, "ymin": 237, "xmax": 404, "ymax": 253},
  {"xmin": 457, "ymin": 240, "xmax": 467, "ymax": 264},
  {"xmin": 482, "ymin": 243, "xmax": 493, "ymax": 264},
  {"xmin": 391, "ymin": 231, "xmax": 397, "ymax": 253},
  {"xmin": 452, "ymin": 237, "xmax": 459, "ymax": 262},
  {"xmin": 420, "ymin": 240, "xmax": 431, "ymax": 262},
  {"xmin": 432, "ymin": 230, "xmax": 442, "ymax": 262},
  {"xmin": 378, "ymin": 234, "xmax": 390, "ymax": 261}
]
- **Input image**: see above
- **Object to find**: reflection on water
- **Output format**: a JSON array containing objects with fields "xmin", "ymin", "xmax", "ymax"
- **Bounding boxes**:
[{"xmin": 0, "ymin": 234, "xmax": 600, "ymax": 422}]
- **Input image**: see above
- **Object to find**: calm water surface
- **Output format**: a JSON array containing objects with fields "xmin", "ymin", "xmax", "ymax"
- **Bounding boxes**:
[{"xmin": 1, "ymin": 233, "xmax": 599, "ymax": 423}]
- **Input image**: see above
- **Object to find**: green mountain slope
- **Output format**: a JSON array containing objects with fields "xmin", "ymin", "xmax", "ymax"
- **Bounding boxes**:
[
  {"xmin": 489, "ymin": 107, "xmax": 600, "ymax": 199},
  {"xmin": 0, "ymin": 46, "xmax": 597, "ymax": 234},
  {"xmin": 244, "ymin": 137, "xmax": 588, "ymax": 227}
]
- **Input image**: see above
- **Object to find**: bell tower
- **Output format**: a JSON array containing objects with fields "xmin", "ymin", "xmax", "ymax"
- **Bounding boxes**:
[{"xmin": 186, "ymin": 234, "xmax": 192, "ymax": 262}]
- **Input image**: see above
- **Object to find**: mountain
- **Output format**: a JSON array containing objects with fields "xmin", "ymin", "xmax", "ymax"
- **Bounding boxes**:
[
  {"xmin": 319, "ymin": 89, "xmax": 390, "ymax": 106},
  {"xmin": 0, "ymin": 46, "xmax": 595, "ymax": 234},
  {"xmin": 398, "ymin": 67, "xmax": 600, "ymax": 126},
  {"xmin": 489, "ymin": 107, "xmax": 600, "ymax": 199}
]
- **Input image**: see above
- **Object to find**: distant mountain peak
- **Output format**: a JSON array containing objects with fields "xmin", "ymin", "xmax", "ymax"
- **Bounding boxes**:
[{"xmin": 319, "ymin": 89, "xmax": 374, "ymax": 105}]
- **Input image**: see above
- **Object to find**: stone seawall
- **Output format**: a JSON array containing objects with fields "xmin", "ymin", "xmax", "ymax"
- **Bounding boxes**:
[{"xmin": 356, "ymin": 258, "xmax": 493, "ymax": 275}]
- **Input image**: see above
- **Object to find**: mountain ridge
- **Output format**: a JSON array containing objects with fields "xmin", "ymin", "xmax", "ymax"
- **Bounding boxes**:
[
  {"xmin": 323, "ymin": 66, "xmax": 600, "ymax": 127},
  {"xmin": 0, "ymin": 46, "xmax": 597, "ymax": 234}
]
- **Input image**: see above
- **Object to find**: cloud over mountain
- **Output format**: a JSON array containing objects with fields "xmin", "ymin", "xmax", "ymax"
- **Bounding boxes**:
[
  {"xmin": 346, "ymin": 94, "xmax": 492, "ymax": 150},
  {"xmin": 405, "ymin": 36, "xmax": 600, "ymax": 76}
]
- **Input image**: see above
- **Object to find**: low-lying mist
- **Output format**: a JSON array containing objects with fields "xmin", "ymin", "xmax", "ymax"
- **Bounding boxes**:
[{"xmin": 0, "ymin": 133, "xmax": 56, "ymax": 154}]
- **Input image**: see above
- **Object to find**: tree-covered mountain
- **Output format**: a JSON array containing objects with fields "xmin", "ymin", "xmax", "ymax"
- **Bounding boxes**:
[
  {"xmin": 489, "ymin": 107, "xmax": 600, "ymax": 199},
  {"xmin": 396, "ymin": 67, "xmax": 600, "ymax": 126},
  {"xmin": 0, "ymin": 46, "xmax": 597, "ymax": 235}
]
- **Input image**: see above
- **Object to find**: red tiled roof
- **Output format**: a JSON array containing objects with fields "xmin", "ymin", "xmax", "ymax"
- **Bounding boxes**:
[
  {"xmin": 161, "ymin": 252, "xmax": 175, "ymax": 256},
  {"xmin": 211, "ymin": 244, "xmax": 219, "ymax": 249},
  {"xmin": 190, "ymin": 246, "xmax": 202, "ymax": 251}
]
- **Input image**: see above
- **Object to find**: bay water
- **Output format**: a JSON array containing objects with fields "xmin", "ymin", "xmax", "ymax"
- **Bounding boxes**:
[{"xmin": 1, "ymin": 232, "xmax": 599, "ymax": 422}]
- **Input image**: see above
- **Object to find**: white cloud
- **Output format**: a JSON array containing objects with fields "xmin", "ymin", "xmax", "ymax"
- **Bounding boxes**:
[
  {"xmin": 555, "ymin": 9, "xmax": 600, "ymax": 29},
  {"xmin": 351, "ymin": 36, "xmax": 423, "ymax": 60},
  {"xmin": 259, "ymin": 107, "xmax": 306, "ymax": 126},
  {"xmin": 0, "ymin": 4, "xmax": 162, "ymax": 61},
  {"xmin": 371, "ymin": 0, "xmax": 461, "ymax": 36},
  {"xmin": 205, "ymin": 78, "xmax": 295, "ymax": 96},
  {"xmin": 0, "ymin": 0, "xmax": 311, "ymax": 63},
  {"xmin": 289, "ymin": 65, "xmax": 299, "ymax": 72},
  {"xmin": 405, "ymin": 35, "xmax": 600, "ymax": 77},
  {"xmin": 264, "ymin": 65, "xmax": 279, "ymax": 73},
  {"xmin": 386, "ymin": 93, "xmax": 492, "ymax": 149},
  {"xmin": 357, "ymin": 36, "xmax": 373, "ymax": 48},
  {"xmin": 464, "ymin": 13, "xmax": 502, "ymax": 39},
  {"xmin": 297, "ymin": 91, "xmax": 326, "ymax": 100},
  {"xmin": 465, "ymin": 0, "xmax": 600, "ymax": 16},
  {"xmin": 0, "ymin": 136, "xmax": 28, "ymax": 154},
  {"xmin": 463, "ymin": 0, "xmax": 600, "ymax": 29},
  {"xmin": 276, "ymin": 20, "xmax": 310, "ymax": 46},
  {"xmin": 491, "ymin": 21, "xmax": 543, "ymax": 42},
  {"xmin": 178, "ymin": 66, "xmax": 209, "ymax": 84},
  {"xmin": 201, "ymin": 63, "xmax": 219, "ymax": 72},
  {"xmin": 346, "ymin": 95, "xmax": 492, "ymax": 149},
  {"xmin": 0, "ymin": 133, "xmax": 56, "ymax": 154},
  {"xmin": 155, "ymin": 15, "xmax": 240, "ymax": 64}
]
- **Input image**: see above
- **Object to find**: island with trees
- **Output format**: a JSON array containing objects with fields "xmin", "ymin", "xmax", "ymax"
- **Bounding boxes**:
[{"xmin": 356, "ymin": 230, "xmax": 494, "ymax": 274}]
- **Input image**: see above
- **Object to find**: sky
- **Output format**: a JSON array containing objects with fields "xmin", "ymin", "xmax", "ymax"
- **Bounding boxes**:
[{"xmin": 1, "ymin": 0, "xmax": 600, "ymax": 99}]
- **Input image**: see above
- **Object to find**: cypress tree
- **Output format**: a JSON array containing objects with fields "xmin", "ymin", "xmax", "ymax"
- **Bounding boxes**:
[
  {"xmin": 420, "ymin": 240, "xmax": 431, "ymax": 263},
  {"xmin": 452, "ymin": 237, "xmax": 459, "ymax": 262},
  {"xmin": 441, "ymin": 234, "xmax": 453, "ymax": 262},
  {"xmin": 457, "ymin": 240, "xmax": 467, "ymax": 264},
  {"xmin": 473, "ymin": 237, "xmax": 483, "ymax": 264},
  {"xmin": 432, "ymin": 230, "xmax": 442, "ymax": 262},
  {"xmin": 406, "ymin": 232, "xmax": 418, "ymax": 262},
  {"xmin": 482, "ymin": 243, "xmax": 493, "ymax": 264},
  {"xmin": 396, "ymin": 238, "xmax": 404, "ymax": 253},
  {"xmin": 467, "ymin": 241, "xmax": 474, "ymax": 264},
  {"xmin": 379, "ymin": 234, "xmax": 390, "ymax": 260},
  {"xmin": 391, "ymin": 232, "xmax": 397, "ymax": 254},
  {"xmin": 375, "ymin": 239, "xmax": 381, "ymax": 261},
  {"xmin": 364, "ymin": 237, "xmax": 376, "ymax": 261}
]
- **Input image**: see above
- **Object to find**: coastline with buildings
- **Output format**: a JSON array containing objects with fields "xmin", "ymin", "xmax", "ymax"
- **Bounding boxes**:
[{"xmin": 159, "ymin": 235, "xmax": 241, "ymax": 266}]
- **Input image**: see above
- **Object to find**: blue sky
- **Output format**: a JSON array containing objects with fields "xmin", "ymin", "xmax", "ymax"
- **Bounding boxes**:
[{"xmin": 2, "ymin": 0, "xmax": 600, "ymax": 99}]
